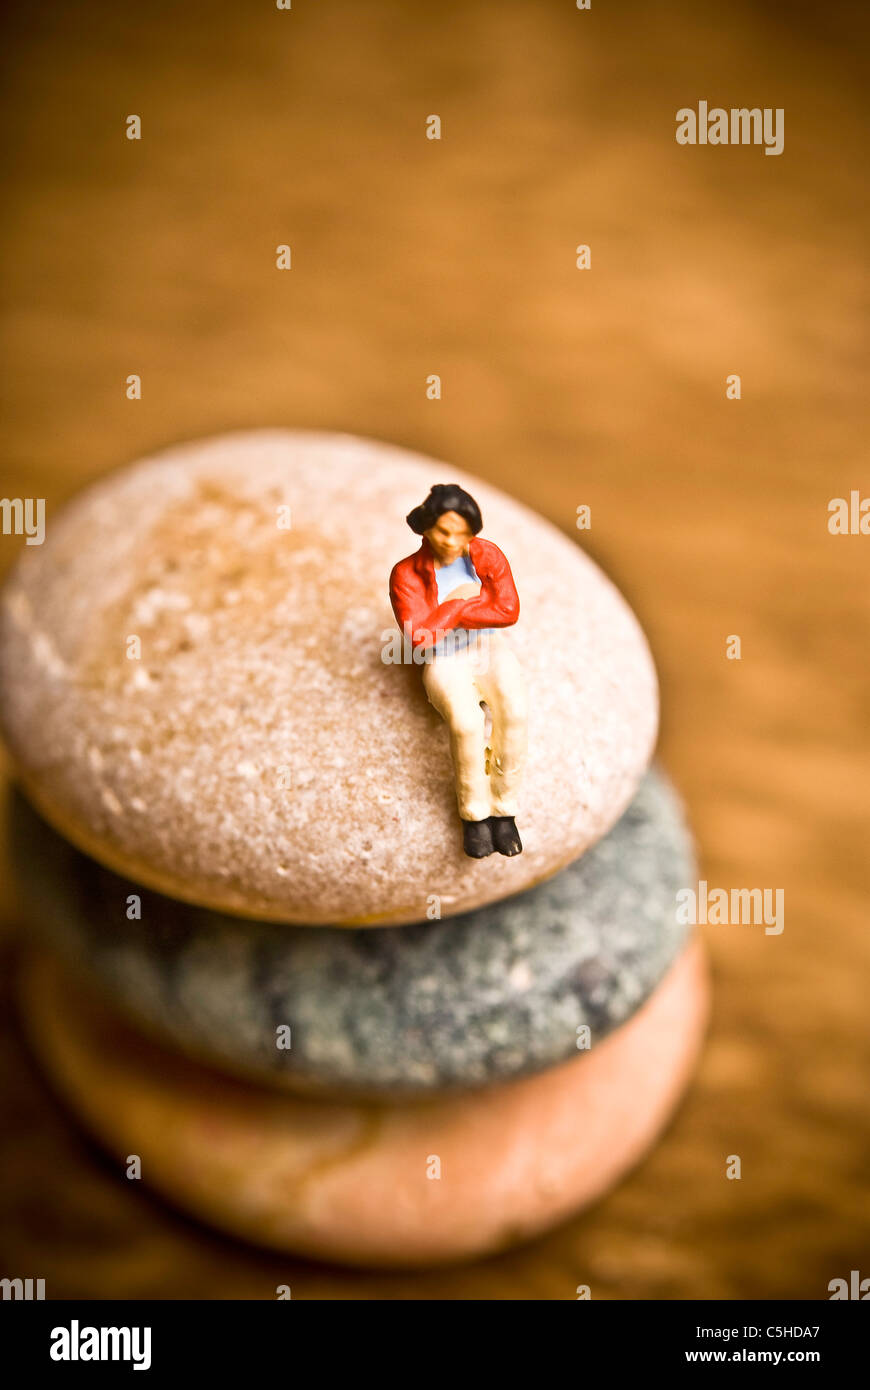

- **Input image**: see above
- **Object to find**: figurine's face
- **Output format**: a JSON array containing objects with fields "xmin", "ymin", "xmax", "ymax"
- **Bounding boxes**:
[{"xmin": 425, "ymin": 510, "xmax": 473, "ymax": 565}]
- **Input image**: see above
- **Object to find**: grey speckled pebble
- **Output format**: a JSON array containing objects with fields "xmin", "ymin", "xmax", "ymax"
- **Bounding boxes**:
[{"xmin": 10, "ymin": 768, "xmax": 695, "ymax": 1099}]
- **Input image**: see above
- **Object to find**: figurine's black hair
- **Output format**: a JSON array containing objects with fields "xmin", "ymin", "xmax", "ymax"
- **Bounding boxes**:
[{"xmin": 406, "ymin": 484, "xmax": 483, "ymax": 536}]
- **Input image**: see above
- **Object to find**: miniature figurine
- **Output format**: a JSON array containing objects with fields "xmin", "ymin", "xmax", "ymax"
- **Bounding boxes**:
[{"xmin": 389, "ymin": 483, "xmax": 527, "ymax": 858}]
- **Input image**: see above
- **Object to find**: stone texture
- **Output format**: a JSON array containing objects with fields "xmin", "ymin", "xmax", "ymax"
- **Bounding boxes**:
[
  {"xmin": 19, "ymin": 940, "xmax": 709, "ymax": 1268},
  {"xmin": 0, "ymin": 431, "xmax": 657, "ymax": 926},
  {"xmin": 13, "ymin": 769, "xmax": 694, "ymax": 1098}
]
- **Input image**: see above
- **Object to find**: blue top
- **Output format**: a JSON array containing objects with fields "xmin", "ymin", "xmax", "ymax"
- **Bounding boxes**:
[
  {"xmin": 434, "ymin": 553, "xmax": 477, "ymax": 602},
  {"xmin": 432, "ymin": 554, "xmax": 493, "ymax": 655}
]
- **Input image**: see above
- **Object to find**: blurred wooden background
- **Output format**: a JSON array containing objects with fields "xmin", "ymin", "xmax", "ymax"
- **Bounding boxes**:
[{"xmin": 1, "ymin": 0, "xmax": 867, "ymax": 1299}]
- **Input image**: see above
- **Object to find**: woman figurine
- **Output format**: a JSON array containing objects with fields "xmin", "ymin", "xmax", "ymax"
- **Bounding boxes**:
[{"xmin": 389, "ymin": 483, "xmax": 527, "ymax": 858}]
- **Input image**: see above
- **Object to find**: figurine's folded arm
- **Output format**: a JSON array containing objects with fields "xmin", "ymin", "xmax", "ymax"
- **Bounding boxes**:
[
  {"xmin": 453, "ymin": 542, "xmax": 520, "ymax": 629},
  {"xmin": 389, "ymin": 564, "xmax": 466, "ymax": 650},
  {"xmin": 389, "ymin": 541, "xmax": 519, "ymax": 651}
]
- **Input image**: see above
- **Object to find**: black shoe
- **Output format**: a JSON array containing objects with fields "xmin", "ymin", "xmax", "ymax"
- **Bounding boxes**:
[
  {"xmin": 462, "ymin": 818, "xmax": 495, "ymax": 858},
  {"xmin": 489, "ymin": 816, "xmax": 523, "ymax": 856}
]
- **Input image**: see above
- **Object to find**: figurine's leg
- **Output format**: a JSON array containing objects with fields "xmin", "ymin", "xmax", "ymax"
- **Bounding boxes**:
[
  {"xmin": 422, "ymin": 653, "xmax": 491, "ymax": 825},
  {"xmin": 477, "ymin": 635, "xmax": 527, "ymax": 818}
]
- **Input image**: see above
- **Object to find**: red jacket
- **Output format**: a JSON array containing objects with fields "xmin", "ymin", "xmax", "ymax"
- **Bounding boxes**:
[{"xmin": 389, "ymin": 536, "xmax": 520, "ymax": 652}]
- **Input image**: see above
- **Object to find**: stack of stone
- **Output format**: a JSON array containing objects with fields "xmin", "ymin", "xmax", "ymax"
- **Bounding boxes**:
[{"xmin": 0, "ymin": 432, "xmax": 708, "ymax": 1267}]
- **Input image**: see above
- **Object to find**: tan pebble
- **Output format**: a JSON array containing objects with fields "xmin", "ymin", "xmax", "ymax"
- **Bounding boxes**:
[{"xmin": 0, "ymin": 431, "xmax": 658, "ymax": 925}]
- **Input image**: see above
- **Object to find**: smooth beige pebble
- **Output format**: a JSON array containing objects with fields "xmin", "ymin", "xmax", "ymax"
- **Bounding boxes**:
[{"xmin": 0, "ymin": 431, "xmax": 658, "ymax": 924}]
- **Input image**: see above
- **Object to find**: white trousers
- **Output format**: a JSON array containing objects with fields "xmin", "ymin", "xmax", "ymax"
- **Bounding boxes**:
[{"xmin": 422, "ymin": 631, "xmax": 527, "ymax": 822}]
